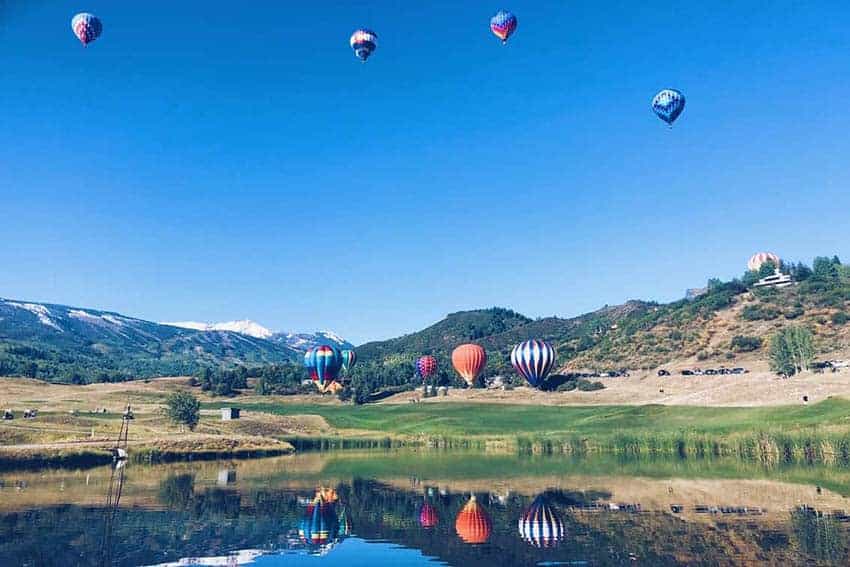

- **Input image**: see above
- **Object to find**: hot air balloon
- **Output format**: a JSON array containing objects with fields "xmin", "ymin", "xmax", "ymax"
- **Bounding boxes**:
[
  {"xmin": 419, "ymin": 502, "xmax": 439, "ymax": 529},
  {"xmin": 511, "ymin": 340, "xmax": 557, "ymax": 389},
  {"xmin": 299, "ymin": 495, "xmax": 340, "ymax": 550},
  {"xmin": 748, "ymin": 252, "xmax": 781, "ymax": 273},
  {"xmin": 71, "ymin": 13, "xmax": 102, "ymax": 47},
  {"xmin": 350, "ymin": 29, "xmax": 378, "ymax": 62},
  {"xmin": 452, "ymin": 344, "xmax": 487, "ymax": 387},
  {"xmin": 341, "ymin": 350, "xmax": 357, "ymax": 377},
  {"xmin": 490, "ymin": 10, "xmax": 517, "ymax": 44},
  {"xmin": 455, "ymin": 495, "xmax": 492, "ymax": 544},
  {"xmin": 652, "ymin": 89, "xmax": 686, "ymax": 126},
  {"xmin": 415, "ymin": 355, "xmax": 438, "ymax": 382},
  {"xmin": 518, "ymin": 495, "xmax": 565, "ymax": 548},
  {"xmin": 313, "ymin": 345, "xmax": 343, "ymax": 393},
  {"xmin": 304, "ymin": 348, "xmax": 318, "ymax": 380}
]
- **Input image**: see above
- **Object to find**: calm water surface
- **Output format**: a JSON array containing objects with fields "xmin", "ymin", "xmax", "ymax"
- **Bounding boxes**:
[{"xmin": 2, "ymin": 451, "xmax": 850, "ymax": 566}]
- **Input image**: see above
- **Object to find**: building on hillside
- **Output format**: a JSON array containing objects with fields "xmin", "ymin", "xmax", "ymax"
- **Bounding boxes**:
[
  {"xmin": 221, "ymin": 407, "xmax": 241, "ymax": 421},
  {"xmin": 752, "ymin": 270, "xmax": 794, "ymax": 289}
]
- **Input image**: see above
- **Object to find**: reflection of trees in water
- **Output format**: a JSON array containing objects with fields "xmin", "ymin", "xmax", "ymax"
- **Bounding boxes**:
[
  {"xmin": 792, "ymin": 507, "xmax": 846, "ymax": 562},
  {"xmin": 2, "ymin": 476, "xmax": 849, "ymax": 566}
]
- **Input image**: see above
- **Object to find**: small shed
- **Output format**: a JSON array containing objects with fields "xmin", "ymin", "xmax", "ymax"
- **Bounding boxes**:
[{"xmin": 221, "ymin": 407, "xmax": 241, "ymax": 421}]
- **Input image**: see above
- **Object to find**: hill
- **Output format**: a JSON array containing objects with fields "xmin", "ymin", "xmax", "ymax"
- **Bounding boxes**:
[
  {"xmin": 0, "ymin": 299, "xmax": 348, "ymax": 383},
  {"xmin": 354, "ymin": 256, "xmax": 850, "ymax": 384}
]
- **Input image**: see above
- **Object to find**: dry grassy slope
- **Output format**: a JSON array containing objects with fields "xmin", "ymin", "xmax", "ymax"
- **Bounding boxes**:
[{"xmin": 565, "ymin": 285, "xmax": 850, "ymax": 371}]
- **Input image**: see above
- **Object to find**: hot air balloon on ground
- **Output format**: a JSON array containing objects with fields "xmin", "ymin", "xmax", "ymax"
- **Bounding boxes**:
[
  {"xmin": 304, "ymin": 348, "xmax": 318, "ymax": 380},
  {"xmin": 519, "ymin": 495, "xmax": 565, "ymax": 548},
  {"xmin": 313, "ymin": 345, "xmax": 343, "ymax": 393},
  {"xmin": 651, "ymin": 89, "xmax": 685, "ymax": 126},
  {"xmin": 452, "ymin": 344, "xmax": 487, "ymax": 387},
  {"xmin": 748, "ymin": 252, "xmax": 781, "ymax": 273},
  {"xmin": 71, "ymin": 13, "xmax": 102, "ymax": 47},
  {"xmin": 415, "ymin": 355, "xmax": 438, "ymax": 382},
  {"xmin": 350, "ymin": 29, "xmax": 378, "ymax": 61},
  {"xmin": 511, "ymin": 340, "xmax": 557, "ymax": 389},
  {"xmin": 341, "ymin": 350, "xmax": 357, "ymax": 378},
  {"xmin": 418, "ymin": 501, "xmax": 439, "ymax": 529},
  {"xmin": 455, "ymin": 495, "xmax": 492, "ymax": 544},
  {"xmin": 490, "ymin": 10, "xmax": 517, "ymax": 44}
]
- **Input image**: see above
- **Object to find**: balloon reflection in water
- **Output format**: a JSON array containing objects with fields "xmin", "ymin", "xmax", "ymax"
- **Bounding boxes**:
[
  {"xmin": 418, "ymin": 501, "xmax": 439, "ymax": 529},
  {"xmin": 518, "ymin": 495, "xmax": 565, "ymax": 548},
  {"xmin": 299, "ymin": 492, "xmax": 344, "ymax": 554},
  {"xmin": 455, "ymin": 495, "xmax": 492, "ymax": 544}
]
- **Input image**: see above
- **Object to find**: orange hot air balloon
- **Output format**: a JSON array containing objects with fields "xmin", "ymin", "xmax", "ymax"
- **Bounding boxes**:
[
  {"xmin": 451, "ymin": 344, "xmax": 487, "ymax": 387},
  {"xmin": 455, "ymin": 495, "xmax": 492, "ymax": 544}
]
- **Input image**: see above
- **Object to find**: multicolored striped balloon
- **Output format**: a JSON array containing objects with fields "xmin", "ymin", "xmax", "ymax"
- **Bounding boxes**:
[
  {"xmin": 418, "ymin": 502, "xmax": 439, "ymax": 529},
  {"xmin": 299, "ymin": 494, "xmax": 340, "ymax": 550},
  {"xmin": 748, "ymin": 252, "xmax": 781, "ymax": 272},
  {"xmin": 451, "ymin": 344, "xmax": 487, "ymax": 387},
  {"xmin": 303, "ymin": 348, "xmax": 318, "ymax": 380},
  {"xmin": 511, "ymin": 340, "xmax": 557, "ymax": 389},
  {"xmin": 350, "ymin": 29, "xmax": 378, "ymax": 62},
  {"xmin": 490, "ymin": 10, "xmax": 517, "ymax": 44},
  {"xmin": 518, "ymin": 495, "xmax": 565, "ymax": 549},
  {"xmin": 415, "ymin": 355, "xmax": 438, "ymax": 381},
  {"xmin": 71, "ymin": 13, "xmax": 102, "ymax": 47},
  {"xmin": 651, "ymin": 89, "xmax": 686, "ymax": 126},
  {"xmin": 340, "ymin": 349, "xmax": 357, "ymax": 375},
  {"xmin": 313, "ymin": 345, "xmax": 343, "ymax": 392}
]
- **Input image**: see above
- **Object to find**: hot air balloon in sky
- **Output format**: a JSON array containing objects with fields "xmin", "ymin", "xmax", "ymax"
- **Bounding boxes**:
[
  {"xmin": 419, "ymin": 501, "xmax": 439, "ymax": 529},
  {"xmin": 313, "ymin": 345, "xmax": 343, "ymax": 393},
  {"xmin": 71, "ymin": 13, "xmax": 102, "ymax": 47},
  {"xmin": 519, "ymin": 495, "xmax": 565, "ymax": 548},
  {"xmin": 452, "ymin": 344, "xmax": 487, "ymax": 387},
  {"xmin": 511, "ymin": 340, "xmax": 557, "ymax": 389},
  {"xmin": 455, "ymin": 495, "xmax": 492, "ymax": 544},
  {"xmin": 341, "ymin": 349, "xmax": 357, "ymax": 376},
  {"xmin": 490, "ymin": 10, "xmax": 517, "ymax": 44},
  {"xmin": 350, "ymin": 29, "xmax": 378, "ymax": 61},
  {"xmin": 651, "ymin": 89, "xmax": 686, "ymax": 126},
  {"xmin": 415, "ymin": 355, "xmax": 438, "ymax": 381},
  {"xmin": 748, "ymin": 252, "xmax": 781, "ymax": 272}
]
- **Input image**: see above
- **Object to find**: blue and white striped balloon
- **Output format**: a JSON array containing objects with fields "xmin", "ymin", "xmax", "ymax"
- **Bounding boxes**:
[
  {"xmin": 652, "ymin": 88, "xmax": 686, "ymax": 126},
  {"xmin": 511, "ymin": 340, "xmax": 556, "ymax": 389}
]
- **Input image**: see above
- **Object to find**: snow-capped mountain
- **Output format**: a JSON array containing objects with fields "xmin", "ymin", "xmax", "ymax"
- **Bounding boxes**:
[
  {"xmin": 161, "ymin": 320, "xmax": 274, "ymax": 339},
  {"xmin": 273, "ymin": 331, "xmax": 354, "ymax": 352}
]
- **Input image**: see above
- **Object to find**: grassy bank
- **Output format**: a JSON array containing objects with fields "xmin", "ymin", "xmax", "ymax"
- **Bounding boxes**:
[{"xmin": 207, "ymin": 398, "xmax": 850, "ymax": 465}]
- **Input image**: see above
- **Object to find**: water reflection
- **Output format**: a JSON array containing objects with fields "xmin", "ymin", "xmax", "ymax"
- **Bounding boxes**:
[{"xmin": 1, "ymin": 451, "xmax": 850, "ymax": 565}]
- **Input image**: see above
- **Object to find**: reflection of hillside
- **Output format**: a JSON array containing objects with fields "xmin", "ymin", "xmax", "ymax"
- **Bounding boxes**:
[{"xmin": 1, "ymin": 472, "xmax": 849, "ymax": 566}]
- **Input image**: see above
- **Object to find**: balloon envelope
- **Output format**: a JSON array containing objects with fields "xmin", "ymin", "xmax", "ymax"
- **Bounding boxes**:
[
  {"xmin": 748, "ymin": 252, "xmax": 781, "ymax": 272},
  {"xmin": 313, "ymin": 345, "xmax": 343, "ymax": 391},
  {"xmin": 419, "ymin": 502, "xmax": 439, "ymax": 528},
  {"xmin": 451, "ymin": 344, "xmax": 487, "ymax": 387},
  {"xmin": 299, "ymin": 496, "xmax": 340, "ymax": 549},
  {"xmin": 340, "ymin": 350, "xmax": 357, "ymax": 375},
  {"xmin": 304, "ymin": 348, "xmax": 318, "ymax": 380},
  {"xmin": 350, "ymin": 29, "xmax": 378, "ymax": 61},
  {"xmin": 71, "ymin": 13, "xmax": 102, "ymax": 46},
  {"xmin": 455, "ymin": 495, "xmax": 492, "ymax": 544},
  {"xmin": 511, "ymin": 340, "xmax": 557, "ymax": 389},
  {"xmin": 519, "ymin": 495, "xmax": 565, "ymax": 548},
  {"xmin": 651, "ymin": 89, "xmax": 686, "ymax": 125},
  {"xmin": 490, "ymin": 10, "xmax": 517, "ymax": 43},
  {"xmin": 415, "ymin": 356, "xmax": 438, "ymax": 381}
]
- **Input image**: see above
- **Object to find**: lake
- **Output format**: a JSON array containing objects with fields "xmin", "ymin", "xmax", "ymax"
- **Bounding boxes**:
[{"xmin": 1, "ymin": 451, "xmax": 849, "ymax": 566}]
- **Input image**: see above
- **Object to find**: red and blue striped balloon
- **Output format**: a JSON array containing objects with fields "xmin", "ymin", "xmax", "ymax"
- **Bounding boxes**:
[
  {"xmin": 304, "ymin": 348, "xmax": 318, "ymax": 380},
  {"xmin": 415, "ymin": 355, "xmax": 438, "ymax": 381},
  {"xmin": 313, "ymin": 345, "xmax": 342, "ymax": 391},
  {"xmin": 490, "ymin": 10, "xmax": 517, "ymax": 44},
  {"xmin": 71, "ymin": 13, "xmax": 102, "ymax": 47},
  {"xmin": 511, "ymin": 340, "xmax": 556, "ymax": 389}
]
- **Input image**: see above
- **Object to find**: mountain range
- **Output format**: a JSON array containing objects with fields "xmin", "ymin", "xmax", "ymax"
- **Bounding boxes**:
[{"xmin": 0, "ymin": 298, "xmax": 351, "ymax": 383}]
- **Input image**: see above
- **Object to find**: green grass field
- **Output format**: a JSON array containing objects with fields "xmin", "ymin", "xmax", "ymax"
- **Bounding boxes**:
[{"xmin": 208, "ymin": 398, "xmax": 850, "ymax": 438}]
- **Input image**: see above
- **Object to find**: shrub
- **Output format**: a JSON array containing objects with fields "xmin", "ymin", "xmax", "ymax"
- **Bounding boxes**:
[
  {"xmin": 785, "ymin": 305, "xmax": 805, "ymax": 319},
  {"xmin": 557, "ymin": 381, "xmax": 577, "ymax": 392},
  {"xmin": 577, "ymin": 379, "xmax": 605, "ymax": 392},
  {"xmin": 731, "ymin": 335, "xmax": 762, "ymax": 353},
  {"xmin": 742, "ymin": 305, "xmax": 781, "ymax": 321},
  {"xmin": 769, "ymin": 326, "xmax": 814, "ymax": 377},
  {"xmin": 165, "ymin": 391, "xmax": 200, "ymax": 431},
  {"xmin": 832, "ymin": 312, "xmax": 849, "ymax": 325}
]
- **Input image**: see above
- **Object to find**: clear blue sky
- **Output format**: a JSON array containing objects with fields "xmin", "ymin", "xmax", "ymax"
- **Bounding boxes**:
[{"xmin": 2, "ymin": 1, "xmax": 850, "ymax": 345}]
